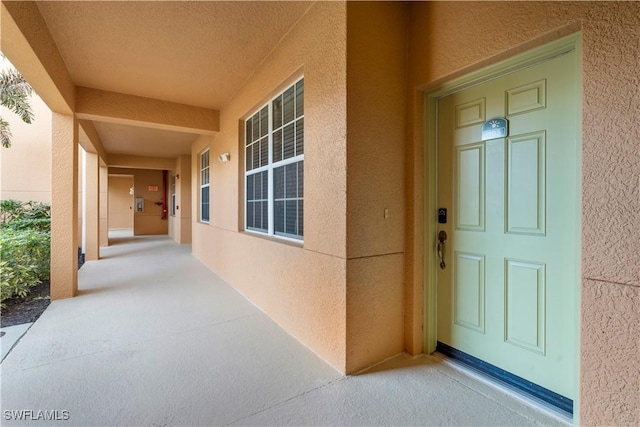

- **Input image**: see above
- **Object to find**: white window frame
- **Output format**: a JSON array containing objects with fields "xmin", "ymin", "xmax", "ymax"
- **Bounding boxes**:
[
  {"xmin": 171, "ymin": 174, "xmax": 177, "ymax": 217},
  {"xmin": 200, "ymin": 149, "xmax": 210, "ymax": 223},
  {"xmin": 244, "ymin": 78, "xmax": 304, "ymax": 242}
]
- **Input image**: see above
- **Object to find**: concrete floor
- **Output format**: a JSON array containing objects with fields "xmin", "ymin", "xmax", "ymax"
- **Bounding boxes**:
[
  {"xmin": 1, "ymin": 235, "xmax": 569, "ymax": 426},
  {"xmin": 1, "ymin": 323, "xmax": 33, "ymax": 361}
]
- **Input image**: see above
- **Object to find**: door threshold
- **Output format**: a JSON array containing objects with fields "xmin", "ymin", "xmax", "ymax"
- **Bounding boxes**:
[{"xmin": 433, "ymin": 350, "xmax": 573, "ymax": 425}]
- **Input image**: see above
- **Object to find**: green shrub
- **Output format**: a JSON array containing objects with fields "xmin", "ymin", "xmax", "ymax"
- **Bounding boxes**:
[
  {"xmin": 0, "ymin": 199, "xmax": 50, "ymax": 231},
  {"xmin": 0, "ymin": 200, "xmax": 51, "ymax": 305}
]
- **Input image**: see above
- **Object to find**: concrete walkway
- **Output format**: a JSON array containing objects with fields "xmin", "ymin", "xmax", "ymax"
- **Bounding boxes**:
[{"xmin": 1, "ymin": 235, "xmax": 568, "ymax": 426}]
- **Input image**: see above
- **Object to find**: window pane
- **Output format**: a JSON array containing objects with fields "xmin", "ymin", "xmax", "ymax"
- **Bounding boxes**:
[
  {"xmin": 296, "ymin": 118, "xmax": 304, "ymax": 156},
  {"xmin": 298, "ymin": 162, "xmax": 304, "ymax": 196},
  {"xmin": 246, "ymin": 174, "xmax": 254, "ymax": 201},
  {"xmin": 283, "ymin": 123, "xmax": 295, "ymax": 160},
  {"xmin": 261, "ymin": 201, "xmax": 268, "ymax": 231},
  {"xmin": 260, "ymin": 137, "xmax": 268, "ymax": 168},
  {"xmin": 201, "ymin": 186, "xmax": 209, "ymax": 204},
  {"xmin": 283, "ymin": 86, "xmax": 295, "ymax": 124},
  {"xmin": 273, "ymin": 129, "xmax": 283, "ymax": 163},
  {"xmin": 252, "ymin": 112, "xmax": 260, "ymax": 142},
  {"xmin": 274, "ymin": 200, "xmax": 284, "ymax": 233},
  {"xmin": 261, "ymin": 171, "xmax": 268, "ymax": 201},
  {"xmin": 297, "ymin": 200, "xmax": 304, "ymax": 237},
  {"xmin": 252, "ymin": 144, "xmax": 260, "ymax": 169},
  {"xmin": 273, "ymin": 95, "xmax": 283, "ymax": 129},
  {"xmin": 274, "ymin": 166, "xmax": 284, "ymax": 199},
  {"xmin": 254, "ymin": 172, "xmax": 261, "ymax": 200},
  {"xmin": 245, "ymin": 119, "xmax": 252, "ymax": 146},
  {"xmin": 285, "ymin": 163, "xmax": 297, "ymax": 198},
  {"xmin": 201, "ymin": 186, "xmax": 209, "ymax": 222},
  {"xmin": 285, "ymin": 200, "xmax": 297, "ymax": 235},
  {"xmin": 296, "ymin": 79, "xmax": 304, "ymax": 118},
  {"xmin": 260, "ymin": 106, "xmax": 269, "ymax": 138},
  {"xmin": 246, "ymin": 145, "xmax": 252, "ymax": 171},
  {"xmin": 246, "ymin": 201, "xmax": 254, "ymax": 228},
  {"xmin": 255, "ymin": 200, "xmax": 262, "ymax": 227},
  {"xmin": 202, "ymin": 151, "xmax": 209, "ymax": 168}
]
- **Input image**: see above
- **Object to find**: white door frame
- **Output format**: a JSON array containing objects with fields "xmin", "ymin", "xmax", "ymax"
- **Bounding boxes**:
[{"xmin": 423, "ymin": 32, "xmax": 583, "ymax": 412}]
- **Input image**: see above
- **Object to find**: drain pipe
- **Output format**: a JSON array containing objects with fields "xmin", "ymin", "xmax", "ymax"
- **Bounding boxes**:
[{"xmin": 162, "ymin": 170, "xmax": 168, "ymax": 220}]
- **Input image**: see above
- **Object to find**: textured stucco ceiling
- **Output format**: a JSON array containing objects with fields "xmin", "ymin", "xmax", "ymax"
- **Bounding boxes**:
[
  {"xmin": 36, "ymin": 1, "xmax": 312, "ymax": 109},
  {"xmin": 92, "ymin": 122, "xmax": 197, "ymax": 158},
  {"xmin": 33, "ymin": 1, "xmax": 313, "ymax": 160}
]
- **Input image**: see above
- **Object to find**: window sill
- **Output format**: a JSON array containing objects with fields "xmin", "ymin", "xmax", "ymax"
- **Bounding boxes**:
[{"xmin": 242, "ymin": 229, "xmax": 303, "ymax": 248}]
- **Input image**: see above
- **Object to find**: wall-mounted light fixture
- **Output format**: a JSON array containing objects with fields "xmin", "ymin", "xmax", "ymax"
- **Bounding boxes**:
[{"xmin": 218, "ymin": 152, "xmax": 231, "ymax": 163}]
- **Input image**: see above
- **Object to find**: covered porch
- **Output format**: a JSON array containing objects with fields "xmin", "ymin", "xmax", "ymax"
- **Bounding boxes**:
[{"xmin": 1, "ymin": 1, "xmax": 639, "ymax": 424}]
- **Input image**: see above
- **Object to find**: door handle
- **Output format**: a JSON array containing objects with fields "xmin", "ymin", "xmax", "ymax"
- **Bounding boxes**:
[{"xmin": 437, "ymin": 230, "xmax": 447, "ymax": 270}]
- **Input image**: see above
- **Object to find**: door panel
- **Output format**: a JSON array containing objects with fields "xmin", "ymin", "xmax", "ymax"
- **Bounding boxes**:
[
  {"xmin": 456, "ymin": 144, "xmax": 485, "ymax": 231},
  {"xmin": 506, "ymin": 132, "xmax": 545, "ymax": 235},
  {"xmin": 436, "ymin": 51, "xmax": 578, "ymax": 400},
  {"xmin": 453, "ymin": 252, "xmax": 485, "ymax": 333}
]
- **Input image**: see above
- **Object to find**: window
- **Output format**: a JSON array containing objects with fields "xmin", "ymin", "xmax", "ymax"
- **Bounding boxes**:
[
  {"xmin": 171, "ymin": 174, "xmax": 177, "ymax": 217},
  {"xmin": 200, "ymin": 150, "xmax": 210, "ymax": 223},
  {"xmin": 245, "ymin": 78, "xmax": 304, "ymax": 240}
]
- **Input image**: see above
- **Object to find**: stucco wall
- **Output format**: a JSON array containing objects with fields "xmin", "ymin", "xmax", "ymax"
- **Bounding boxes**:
[
  {"xmin": 406, "ymin": 2, "xmax": 640, "ymax": 424},
  {"xmin": 109, "ymin": 167, "xmax": 172, "ymax": 237},
  {"xmin": 99, "ymin": 166, "xmax": 108, "ymax": 246},
  {"xmin": 191, "ymin": 2, "xmax": 348, "ymax": 371},
  {"xmin": 0, "ymin": 92, "xmax": 52, "ymax": 203},
  {"xmin": 168, "ymin": 154, "xmax": 191, "ymax": 244},
  {"xmin": 345, "ymin": 2, "xmax": 407, "ymax": 373},
  {"xmin": 77, "ymin": 148, "xmax": 83, "ymax": 244},
  {"xmin": 130, "ymin": 168, "xmax": 168, "ymax": 236},
  {"xmin": 108, "ymin": 174, "xmax": 133, "ymax": 229}
]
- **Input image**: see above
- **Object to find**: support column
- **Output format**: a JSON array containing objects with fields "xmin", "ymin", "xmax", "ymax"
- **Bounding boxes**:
[
  {"xmin": 178, "ymin": 155, "xmax": 192, "ymax": 244},
  {"xmin": 85, "ymin": 151, "xmax": 99, "ymax": 260},
  {"xmin": 78, "ymin": 149, "xmax": 85, "ymax": 257},
  {"xmin": 99, "ymin": 165, "xmax": 109, "ymax": 247},
  {"xmin": 51, "ymin": 113, "xmax": 78, "ymax": 300}
]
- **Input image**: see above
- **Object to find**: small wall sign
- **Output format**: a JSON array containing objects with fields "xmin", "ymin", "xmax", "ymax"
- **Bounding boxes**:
[
  {"xmin": 148, "ymin": 185, "xmax": 159, "ymax": 192},
  {"xmin": 481, "ymin": 118, "xmax": 509, "ymax": 141}
]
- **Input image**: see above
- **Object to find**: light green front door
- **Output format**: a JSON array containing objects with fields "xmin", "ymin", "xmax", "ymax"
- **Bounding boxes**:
[{"xmin": 436, "ymin": 50, "xmax": 578, "ymax": 400}]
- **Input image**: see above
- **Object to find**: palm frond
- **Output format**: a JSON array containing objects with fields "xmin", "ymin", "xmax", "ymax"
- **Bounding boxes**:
[
  {"xmin": 0, "ymin": 69, "xmax": 34, "ymax": 124},
  {"xmin": 0, "ymin": 117, "xmax": 12, "ymax": 148}
]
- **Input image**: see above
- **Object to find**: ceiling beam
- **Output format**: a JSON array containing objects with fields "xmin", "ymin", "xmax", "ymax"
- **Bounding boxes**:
[
  {"xmin": 78, "ymin": 120, "xmax": 109, "ymax": 166},
  {"xmin": 108, "ymin": 154, "xmax": 175, "ymax": 171},
  {"xmin": 76, "ymin": 87, "xmax": 220, "ymax": 135},
  {"xmin": 1, "ymin": 1, "xmax": 75, "ymax": 114}
]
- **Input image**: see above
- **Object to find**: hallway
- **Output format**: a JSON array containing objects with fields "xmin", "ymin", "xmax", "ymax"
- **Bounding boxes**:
[{"xmin": 1, "ymin": 236, "xmax": 567, "ymax": 426}]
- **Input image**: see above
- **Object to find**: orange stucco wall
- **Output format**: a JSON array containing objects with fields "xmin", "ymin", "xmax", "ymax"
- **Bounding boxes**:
[
  {"xmin": 99, "ymin": 165, "xmax": 108, "ymax": 246},
  {"xmin": 110, "ymin": 168, "xmax": 168, "ymax": 236},
  {"xmin": 406, "ymin": 2, "xmax": 640, "ymax": 424},
  {"xmin": 0, "ymin": 92, "xmax": 52, "ymax": 203},
  {"xmin": 108, "ymin": 174, "xmax": 133, "ymax": 230},
  {"xmin": 345, "ymin": 2, "xmax": 408, "ymax": 373},
  {"xmin": 168, "ymin": 154, "xmax": 191, "ymax": 244},
  {"xmin": 191, "ymin": 2, "xmax": 348, "ymax": 371}
]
